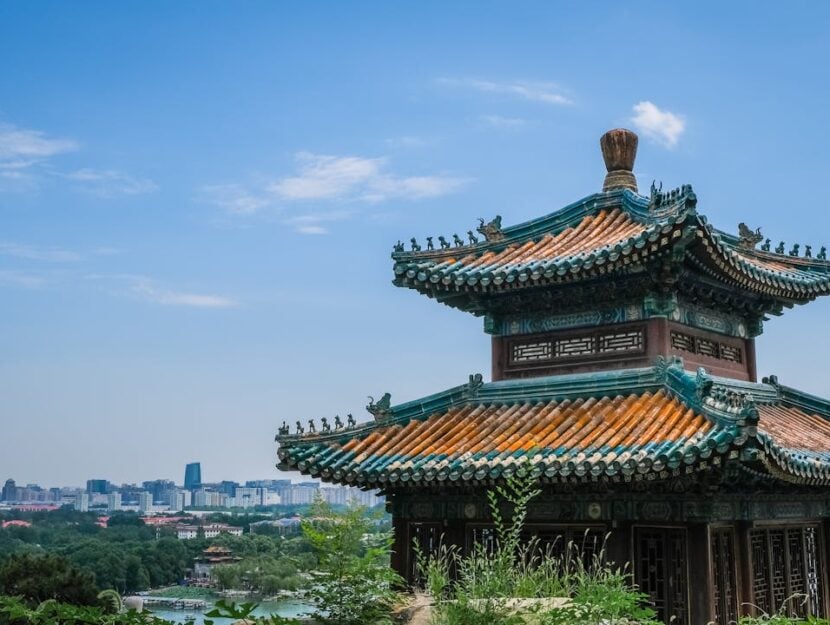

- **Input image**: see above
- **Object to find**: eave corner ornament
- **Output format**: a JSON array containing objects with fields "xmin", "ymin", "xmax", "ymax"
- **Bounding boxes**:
[
  {"xmin": 738, "ymin": 223, "xmax": 763, "ymax": 249},
  {"xmin": 366, "ymin": 392, "xmax": 392, "ymax": 424},
  {"xmin": 477, "ymin": 215, "xmax": 504, "ymax": 242}
]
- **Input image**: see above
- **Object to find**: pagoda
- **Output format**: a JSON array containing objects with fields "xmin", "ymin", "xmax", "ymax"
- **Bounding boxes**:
[{"xmin": 277, "ymin": 129, "xmax": 830, "ymax": 625}]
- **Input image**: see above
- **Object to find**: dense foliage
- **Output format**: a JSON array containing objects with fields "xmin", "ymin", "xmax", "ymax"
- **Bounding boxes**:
[
  {"xmin": 0, "ymin": 513, "xmax": 197, "ymax": 593},
  {"xmin": 0, "ymin": 508, "xmax": 322, "ymax": 595},
  {"xmin": 301, "ymin": 500, "xmax": 402, "ymax": 625},
  {"xmin": 0, "ymin": 554, "xmax": 99, "ymax": 606}
]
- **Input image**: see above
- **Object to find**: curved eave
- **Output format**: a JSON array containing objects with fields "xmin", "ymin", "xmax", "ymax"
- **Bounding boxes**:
[
  {"xmin": 690, "ymin": 224, "xmax": 830, "ymax": 302},
  {"xmin": 392, "ymin": 218, "xmax": 690, "ymax": 298}
]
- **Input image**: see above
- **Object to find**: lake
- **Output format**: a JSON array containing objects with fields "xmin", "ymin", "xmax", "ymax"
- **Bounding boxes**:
[{"xmin": 148, "ymin": 599, "xmax": 312, "ymax": 624}]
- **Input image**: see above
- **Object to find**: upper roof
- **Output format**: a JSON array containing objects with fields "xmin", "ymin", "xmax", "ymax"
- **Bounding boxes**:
[
  {"xmin": 276, "ymin": 357, "xmax": 830, "ymax": 489},
  {"xmin": 392, "ymin": 184, "xmax": 830, "ymax": 315}
]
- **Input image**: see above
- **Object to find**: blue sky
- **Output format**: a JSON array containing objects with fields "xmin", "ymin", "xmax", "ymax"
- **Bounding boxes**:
[{"xmin": 2, "ymin": 2, "xmax": 830, "ymax": 486}]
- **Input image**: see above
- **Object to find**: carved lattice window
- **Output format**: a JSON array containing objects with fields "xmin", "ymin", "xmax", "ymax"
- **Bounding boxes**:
[
  {"xmin": 555, "ymin": 336, "xmax": 595, "ymax": 358},
  {"xmin": 670, "ymin": 331, "xmax": 743, "ymax": 364},
  {"xmin": 598, "ymin": 331, "xmax": 644, "ymax": 353},
  {"xmin": 635, "ymin": 527, "xmax": 688, "ymax": 625},
  {"xmin": 697, "ymin": 337, "xmax": 719, "ymax": 358},
  {"xmin": 511, "ymin": 341, "xmax": 553, "ymax": 362},
  {"xmin": 508, "ymin": 326, "xmax": 645, "ymax": 367},
  {"xmin": 671, "ymin": 331, "xmax": 696, "ymax": 352},
  {"xmin": 720, "ymin": 344, "xmax": 743, "ymax": 363},
  {"xmin": 711, "ymin": 527, "xmax": 738, "ymax": 625},
  {"xmin": 749, "ymin": 525, "xmax": 825, "ymax": 618}
]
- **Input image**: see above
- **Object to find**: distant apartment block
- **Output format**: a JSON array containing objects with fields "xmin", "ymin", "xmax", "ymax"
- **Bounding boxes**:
[
  {"xmin": 74, "ymin": 493, "xmax": 89, "ymax": 512},
  {"xmin": 106, "ymin": 492, "xmax": 121, "ymax": 512},
  {"xmin": 175, "ymin": 523, "xmax": 243, "ymax": 540}
]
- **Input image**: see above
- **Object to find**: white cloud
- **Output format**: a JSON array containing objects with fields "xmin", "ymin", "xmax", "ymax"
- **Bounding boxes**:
[
  {"xmin": 438, "ymin": 78, "xmax": 573, "ymax": 105},
  {"xmin": 0, "ymin": 123, "xmax": 78, "ymax": 168},
  {"xmin": 272, "ymin": 153, "xmax": 383, "ymax": 201},
  {"xmin": 128, "ymin": 277, "xmax": 237, "ymax": 308},
  {"xmin": 630, "ymin": 101, "xmax": 685, "ymax": 148},
  {"xmin": 64, "ymin": 168, "xmax": 158, "ymax": 197},
  {"xmin": 270, "ymin": 152, "xmax": 470, "ymax": 204},
  {"xmin": 201, "ymin": 184, "xmax": 270, "ymax": 215},
  {"xmin": 284, "ymin": 211, "xmax": 353, "ymax": 235},
  {"xmin": 480, "ymin": 114, "xmax": 527, "ymax": 129},
  {"xmin": 202, "ymin": 153, "xmax": 470, "ymax": 230},
  {"xmin": 0, "ymin": 242, "xmax": 80, "ymax": 262},
  {"xmin": 296, "ymin": 225, "xmax": 328, "ymax": 235}
]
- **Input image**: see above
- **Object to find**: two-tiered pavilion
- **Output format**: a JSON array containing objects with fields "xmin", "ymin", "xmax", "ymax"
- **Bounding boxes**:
[{"xmin": 277, "ymin": 129, "xmax": 830, "ymax": 624}]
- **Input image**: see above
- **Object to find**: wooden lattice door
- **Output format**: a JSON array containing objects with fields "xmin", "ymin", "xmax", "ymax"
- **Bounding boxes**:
[
  {"xmin": 408, "ymin": 522, "xmax": 442, "ymax": 585},
  {"xmin": 749, "ymin": 525, "xmax": 825, "ymax": 618},
  {"xmin": 634, "ymin": 527, "xmax": 689, "ymax": 625},
  {"xmin": 711, "ymin": 527, "xmax": 738, "ymax": 624}
]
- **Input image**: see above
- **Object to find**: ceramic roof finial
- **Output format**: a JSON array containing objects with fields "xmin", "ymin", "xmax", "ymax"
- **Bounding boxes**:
[{"xmin": 600, "ymin": 128, "xmax": 638, "ymax": 193}]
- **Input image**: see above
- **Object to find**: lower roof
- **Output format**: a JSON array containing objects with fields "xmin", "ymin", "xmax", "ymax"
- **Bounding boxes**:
[{"xmin": 276, "ymin": 358, "xmax": 830, "ymax": 489}]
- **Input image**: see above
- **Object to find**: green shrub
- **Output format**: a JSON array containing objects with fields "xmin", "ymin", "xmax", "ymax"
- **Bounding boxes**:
[
  {"xmin": 301, "ymin": 499, "xmax": 403, "ymax": 625},
  {"xmin": 417, "ymin": 468, "xmax": 660, "ymax": 625}
]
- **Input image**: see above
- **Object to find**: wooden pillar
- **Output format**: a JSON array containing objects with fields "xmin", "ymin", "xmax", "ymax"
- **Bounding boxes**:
[
  {"xmin": 746, "ymin": 339, "xmax": 757, "ymax": 382},
  {"xmin": 688, "ymin": 523, "xmax": 714, "ymax": 625},
  {"xmin": 491, "ymin": 336, "xmax": 504, "ymax": 381},
  {"xmin": 735, "ymin": 521, "xmax": 754, "ymax": 619},
  {"xmin": 390, "ymin": 512, "xmax": 407, "ymax": 583}
]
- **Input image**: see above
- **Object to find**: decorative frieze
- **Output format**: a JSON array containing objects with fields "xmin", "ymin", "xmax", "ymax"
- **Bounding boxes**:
[{"xmin": 488, "ymin": 297, "xmax": 753, "ymax": 339}]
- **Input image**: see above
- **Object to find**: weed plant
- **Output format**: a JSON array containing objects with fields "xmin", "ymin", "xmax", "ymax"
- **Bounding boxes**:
[{"xmin": 416, "ymin": 468, "xmax": 661, "ymax": 625}]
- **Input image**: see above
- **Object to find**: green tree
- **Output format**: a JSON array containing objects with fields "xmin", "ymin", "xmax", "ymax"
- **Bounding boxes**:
[
  {"xmin": 0, "ymin": 553, "xmax": 99, "ymax": 606},
  {"xmin": 301, "ymin": 499, "xmax": 402, "ymax": 625}
]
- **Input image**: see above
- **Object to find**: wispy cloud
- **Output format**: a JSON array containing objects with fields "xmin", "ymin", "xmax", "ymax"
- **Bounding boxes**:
[
  {"xmin": 127, "ymin": 277, "xmax": 238, "ymax": 308},
  {"xmin": 385, "ymin": 136, "xmax": 435, "ymax": 149},
  {"xmin": 0, "ymin": 121, "xmax": 156, "ymax": 196},
  {"xmin": 63, "ymin": 168, "xmax": 158, "ymax": 197},
  {"xmin": 0, "ymin": 123, "xmax": 78, "ymax": 171},
  {"xmin": 284, "ymin": 210, "xmax": 353, "ymax": 235},
  {"xmin": 271, "ymin": 152, "xmax": 469, "ymax": 203},
  {"xmin": 630, "ymin": 101, "xmax": 685, "ymax": 148},
  {"xmin": 200, "ymin": 184, "xmax": 270, "ymax": 215},
  {"xmin": 480, "ymin": 114, "xmax": 527, "ymax": 129},
  {"xmin": 202, "ymin": 152, "xmax": 470, "ymax": 231},
  {"xmin": 438, "ymin": 78, "xmax": 573, "ymax": 105},
  {"xmin": 0, "ymin": 269, "xmax": 45, "ymax": 289},
  {"xmin": 0, "ymin": 242, "xmax": 81, "ymax": 262}
]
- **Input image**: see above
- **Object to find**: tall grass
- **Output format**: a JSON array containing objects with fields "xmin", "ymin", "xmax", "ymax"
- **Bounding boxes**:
[{"xmin": 415, "ymin": 469, "xmax": 660, "ymax": 625}]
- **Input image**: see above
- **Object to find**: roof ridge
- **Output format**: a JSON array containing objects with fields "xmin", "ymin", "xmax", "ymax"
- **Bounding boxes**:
[{"xmin": 389, "ymin": 189, "xmax": 676, "ymax": 262}]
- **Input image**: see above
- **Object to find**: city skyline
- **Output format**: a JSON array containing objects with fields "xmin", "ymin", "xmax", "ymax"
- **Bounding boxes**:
[{"xmin": 4, "ymin": 3, "xmax": 830, "ymax": 484}]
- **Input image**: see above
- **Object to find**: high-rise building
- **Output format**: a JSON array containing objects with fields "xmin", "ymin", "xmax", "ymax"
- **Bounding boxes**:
[
  {"xmin": 86, "ymin": 479, "xmax": 109, "ymax": 494},
  {"xmin": 219, "ymin": 480, "xmax": 239, "ymax": 496},
  {"xmin": 106, "ymin": 492, "xmax": 122, "ymax": 512},
  {"xmin": 138, "ymin": 491, "xmax": 153, "ymax": 514},
  {"xmin": 168, "ymin": 491, "xmax": 187, "ymax": 512},
  {"xmin": 2, "ymin": 479, "xmax": 17, "ymax": 502},
  {"xmin": 184, "ymin": 463, "xmax": 202, "ymax": 490},
  {"xmin": 142, "ymin": 479, "xmax": 176, "ymax": 503},
  {"xmin": 74, "ymin": 493, "xmax": 89, "ymax": 512}
]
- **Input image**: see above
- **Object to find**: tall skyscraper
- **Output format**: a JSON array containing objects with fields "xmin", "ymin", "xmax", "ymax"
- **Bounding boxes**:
[
  {"xmin": 184, "ymin": 462, "xmax": 202, "ymax": 490},
  {"xmin": 86, "ymin": 479, "xmax": 109, "ymax": 494},
  {"xmin": 2, "ymin": 479, "xmax": 16, "ymax": 502}
]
